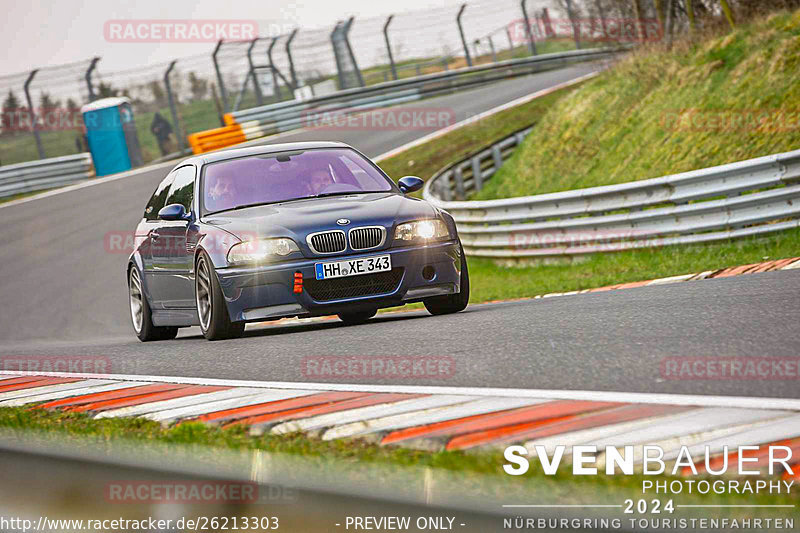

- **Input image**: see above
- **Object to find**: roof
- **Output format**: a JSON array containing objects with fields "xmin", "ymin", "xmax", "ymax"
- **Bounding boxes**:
[
  {"xmin": 198, "ymin": 141, "xmax": 352, "ymax": 164},
  {"xmin": 80, "ymin": 97, "xmax": 131, "ymax": 113}
]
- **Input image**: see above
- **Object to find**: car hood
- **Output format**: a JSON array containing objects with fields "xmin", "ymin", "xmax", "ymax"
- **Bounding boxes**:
[{"xmin": 201, "ymin": 192, "xmax": 438, "ymax": 241}]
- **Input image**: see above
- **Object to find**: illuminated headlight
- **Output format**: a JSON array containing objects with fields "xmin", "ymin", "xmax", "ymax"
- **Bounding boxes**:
[
  {"xmin": 227, "ymin": 238, "xmax": 299, "ymax": 264},
  {"xmin": 394, "ymin": 219, "xmax": 450, "ymax": 243}
]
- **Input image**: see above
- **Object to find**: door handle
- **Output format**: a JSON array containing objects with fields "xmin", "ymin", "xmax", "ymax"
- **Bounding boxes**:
[{"xmin": 150, "ymin": 231, "xmax": 161, "ymax": 241}]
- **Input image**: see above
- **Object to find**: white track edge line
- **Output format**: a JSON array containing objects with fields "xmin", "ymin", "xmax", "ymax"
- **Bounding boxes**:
[{"xmin": 1, "ymin": 370, "xmax": 797, "ymax": 411}]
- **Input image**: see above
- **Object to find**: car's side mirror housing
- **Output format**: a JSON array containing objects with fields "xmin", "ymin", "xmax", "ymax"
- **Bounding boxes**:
[
  {"xmin": 158, "ymin": 203, "xmax": 191, "ymax": 221},
  {"xmin": 398, "ymin": 176, "xmax": 424, "ymax": 194}
]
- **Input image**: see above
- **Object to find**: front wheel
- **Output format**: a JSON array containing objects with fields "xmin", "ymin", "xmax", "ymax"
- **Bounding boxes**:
[
  {"xmin": 338, "ymin": 309, "xmax": 377, "ymax": 325},
  {"xmin": 129, "ymin": 266, "xmax": 178, "ymax": 342},
  {"xmin": 423, "ymin": 244, "xmax": 470, "ymax": 316},
  {"xmin": 195, "ymin": 252, "xmax": 245, "ymax": 341}
]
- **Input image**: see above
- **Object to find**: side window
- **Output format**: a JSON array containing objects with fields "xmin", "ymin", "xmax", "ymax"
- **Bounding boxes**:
[
  {"xmin": 144, "ymin": 174, "xmax": 174, "ymax": 221},
  {"xmin": 165, "ymin": 166, "xmax": 195, "ymax": 212}
]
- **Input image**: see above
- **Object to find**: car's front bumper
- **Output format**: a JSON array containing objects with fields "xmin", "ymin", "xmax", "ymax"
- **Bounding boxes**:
[{"xmin": 215, "ymin": 240, "xmax": 462, "ymax": 323}]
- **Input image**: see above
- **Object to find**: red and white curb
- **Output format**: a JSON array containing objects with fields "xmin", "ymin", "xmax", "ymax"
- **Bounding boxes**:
[
  {"xmin": 532, "ymin": 257, "xmax": 800, "ymax": 300},
  {"xmin": 1, "ymin": 371, "xmax": 799, "ymax": 478}
]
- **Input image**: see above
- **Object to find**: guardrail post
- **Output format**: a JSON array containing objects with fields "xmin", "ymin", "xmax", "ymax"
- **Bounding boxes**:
[
  {"xmin": 383, "ymin": 15, "xmax": 398, "ymax": 81},
  {"xmin": 23, "ymin": 69, "xmax": 45, "ymax": 160},
  {"xmin": 285, "ymin": 29, "xmax": 299, "ymax": 90},
  {"xmin": 442, "ymin": 170, "xmax": 454, "ymax": 201},
  {"xmin": 456, "ymin": 5, "xmax": 472, "ymax": 67},
  {"xmin": 471, "ymin": 155, "xmax": 484, "ymax": 191},
  {"xmin": 454, "ymin": 165, "xmax": 466, "ymax": 199},
  {"xmin": 520, "ymin": 0, "xmax": 537, "ymax": 56},
  {"xmin": 247, "ymin": 38, "xmax": 264, "ymax": 106},
  {"xmin": 491, "ymin": 145, "xmax": 503, "ymax": 174},
  {"xmin": 212, "ymin": 40, "xmax": 229, "ymax": 116},
  {"xmin": 267, "ymin": 36, "xmax": 282, "ymax": 100},
  {"xmin": 85, "ymin": 57, "xmax": 100, "ymax": 102},
  {"xmin": 164, "ymin": 61, "xmax": 186, "ymax": 152}
]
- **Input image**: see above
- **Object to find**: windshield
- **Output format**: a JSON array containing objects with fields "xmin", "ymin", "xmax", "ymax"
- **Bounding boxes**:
[{"xmin": 201, "ymin": 148, "xmax": 396, "ymax": 214}]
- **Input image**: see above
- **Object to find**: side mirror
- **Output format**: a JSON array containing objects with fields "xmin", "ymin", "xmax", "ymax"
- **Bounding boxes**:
[
  {"xmin": 158, "ymin": 203, "xmax": 190, "ymax": 221},
  {"xmin": 398, "ymin": 176, "xmax": 424, "ymax": 194}
]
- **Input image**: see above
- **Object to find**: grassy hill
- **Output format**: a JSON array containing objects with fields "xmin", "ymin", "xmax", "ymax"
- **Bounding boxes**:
[{"xmin": 475, "ymin": 9, "xmax": 800, "ymax": 200}]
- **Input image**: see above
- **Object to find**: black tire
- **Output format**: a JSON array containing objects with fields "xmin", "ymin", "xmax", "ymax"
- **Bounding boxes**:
[
  {"xmin": 338, "ymin": 309, "xmax": 377, "ymax": 325},
  {"xmin": 129, "ymin": 266, "xmax": 178, "ymax": 342},
  {"xmin": 195, "ymin": 252, "xmax": 245, "ymax": 341},
  {"xmin": 423, "ymin": 243, "xmax": 470, "ymax": 316}
]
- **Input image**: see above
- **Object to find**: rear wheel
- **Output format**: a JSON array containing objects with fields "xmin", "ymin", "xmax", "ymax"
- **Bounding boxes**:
[
  {"xmin": 196, "ymin": 252, "xmax": 245, "ymax": 341},
  {"xmin": 338, "ymin": 309, "xmax": 377, "ymax": 325},
  {"xmin": 129, "ymin": 266, "xmax": 178, "ymax": 342},
  {"xmin": 424, "ymin": 244, "xmax": 470, "ymax": 316}
]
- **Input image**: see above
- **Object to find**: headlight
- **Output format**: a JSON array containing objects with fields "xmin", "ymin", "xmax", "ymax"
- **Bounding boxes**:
[
  {"xmin": 227, "ymin": 238, "xmax": 299, "ymax": 264},
  {"xmin": 394, "ymin": 219, "xmax": 450, "ymax": 244}
]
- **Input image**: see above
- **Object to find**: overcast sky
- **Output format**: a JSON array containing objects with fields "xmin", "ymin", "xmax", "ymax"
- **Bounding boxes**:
[{"xmin": 3, "ymin": 0, "xmax": 475, "ymax": 77}]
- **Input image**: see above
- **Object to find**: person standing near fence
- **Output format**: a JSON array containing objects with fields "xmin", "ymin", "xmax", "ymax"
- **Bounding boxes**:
[{"xmin": 150, "ymin": 112, "xmax": 174, "ymax": 156}]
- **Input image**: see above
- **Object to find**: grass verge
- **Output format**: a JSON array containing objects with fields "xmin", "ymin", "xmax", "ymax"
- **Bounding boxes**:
[
  {"xmin": 474, "ymin": 10, "xmax": 800, "ymax": 200},
  {"xmin": 376, "ymin": 83, "xmax": 582, "ymax": 183},
  {"xmin": 466, "ymin": 228, "xmax": 800, "ymax": 302},
  {"xmin": 0, "ymin": 406, "xmax": 796, "ymax": 515}
]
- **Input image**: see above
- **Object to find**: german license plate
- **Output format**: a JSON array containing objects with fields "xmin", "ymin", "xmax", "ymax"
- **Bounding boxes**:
[{"xmin": 315, "ymin": 255, "xmax": 391, "ymax": 280}]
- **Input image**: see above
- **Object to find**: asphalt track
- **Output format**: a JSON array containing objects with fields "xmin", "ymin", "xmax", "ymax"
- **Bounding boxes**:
[{"xmin": 1, "ymin": 61, "xmax": 798, "ymax": 400}]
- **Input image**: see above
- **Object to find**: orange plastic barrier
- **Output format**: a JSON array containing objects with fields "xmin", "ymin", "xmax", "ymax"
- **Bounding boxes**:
[{"xmin": 187, "ymin": 123, "xmax": 245, "ymax": 154}]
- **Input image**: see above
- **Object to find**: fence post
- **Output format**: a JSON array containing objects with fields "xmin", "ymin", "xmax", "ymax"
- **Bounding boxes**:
[
  {"xmin": 488, "ymin": 36, "xmax": 497, "ymax": 62},
  {"xmin": 383, "ymin": 15, "xmax": 398, "ymax": 80},
  {"xmin": 85, "ymin": 57, "xmax": 100, "ymax": 102},
  {"xmin": 505, "ymin": 28, "xmax": 514, "ymax": 51},
  {"xmin": 212, "ymin": 40, "xmax": 229, "ymax": 117},
  {"xmin": 456, "ymin": 4, "xmax": 472, "ymax": 67},
  {"xmin": 343, "ymin": 17, "xmax": 365, "ymax": 87},
  {"xmin": 520, "ymin": 0, "xmax": 537, "ymax": 56},
  {"xmin": 23, "ymin": 70, "xmax": 45, "ymax": 160},
  {"xmin": 164, "ymin": 61, "xmax": 186, "ymax": 153},
  {"xmin": 267, "ymin": 36, "xmax": 282, "ymax": 100},
  {"xmin": 285, "ymin": 29, "xmax": 299, "ymax": 90},
  {"xmin": 247, "ymin": 38, "xmax": 263, "ymax": 106},
  {"xmin": 331, "ymin": 22, "xmax": 346, "ymax": 90},
  {"xmin": 564, "ymin": 0, "xmax": 582, "ymax": 49}
]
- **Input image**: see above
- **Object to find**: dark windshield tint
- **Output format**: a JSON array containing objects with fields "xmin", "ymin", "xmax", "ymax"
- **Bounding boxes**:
[{"xmin": 201, "ymin": 148, "xmax": 395, "ymax": 214}]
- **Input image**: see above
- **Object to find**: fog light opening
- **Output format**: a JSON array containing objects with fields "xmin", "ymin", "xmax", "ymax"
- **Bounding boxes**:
[{"xmin": 422, "ymin": 265, "xmax": 436, "ymax": 281}]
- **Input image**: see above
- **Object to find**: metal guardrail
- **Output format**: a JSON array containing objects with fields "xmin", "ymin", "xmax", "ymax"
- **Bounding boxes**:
[
  {"xmin": 423, "ymin": 130, "xmax": 800, "ymax": 259},
  {"xmin": 0, "ymin": 153, "xmax": 94, "ymax": 199},
  {"xmin": 185, "ymin": 47, "xmax": 625, "ymax": 154}
]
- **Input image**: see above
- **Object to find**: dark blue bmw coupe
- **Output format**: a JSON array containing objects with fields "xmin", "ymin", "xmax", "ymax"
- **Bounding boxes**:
[{"xmin": 127, "ymin": 142, "xmax": 469, "ymax": 341}]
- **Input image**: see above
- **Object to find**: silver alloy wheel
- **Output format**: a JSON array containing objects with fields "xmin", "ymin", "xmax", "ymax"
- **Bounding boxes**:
[
  {"xmin": 196, "ymin": 255, "xmax": 212, "ymax": 331},
  {"xmin": 129, "ymin": 268, "xmax": 144, "ymax": 333}
]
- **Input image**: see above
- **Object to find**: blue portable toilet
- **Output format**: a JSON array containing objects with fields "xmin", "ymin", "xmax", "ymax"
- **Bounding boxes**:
[{"xmin": 81, "ymin": 97, "xmax": 143, "ymax": 177}]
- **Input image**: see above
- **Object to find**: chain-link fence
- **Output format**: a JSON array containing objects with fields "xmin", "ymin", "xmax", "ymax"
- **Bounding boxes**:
[{"xmin": 1, "ymin": 0, "xmax": 592, "ymax": 167}]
